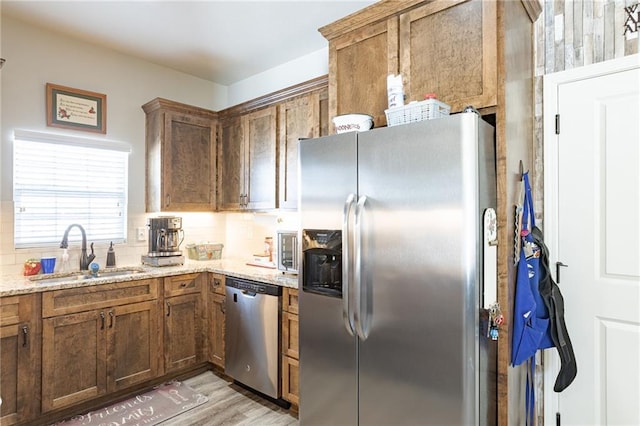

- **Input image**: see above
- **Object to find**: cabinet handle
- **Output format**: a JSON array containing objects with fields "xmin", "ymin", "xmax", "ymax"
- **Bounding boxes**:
[
  {"xmin": 180, "ymin": 282, "xmax": 187, "ymax": 288},
  {"xmin": 100, "ymin": 311, "xmax": 106, "ymax": 330},
  {"xmin": 213, "ymin": 278, "xmax": 220, "ymax": 287},
  {"xmin": 22, "ymin": 325, "xmax": 28, "ymax": 347},
  {"xmin": 166, "ymin": 301, "xmax": 171, "ymax": 317},
  {"xmin": 166, "ymin": 194, "xmax": 171, "ymax": 207},
  {"xmin": 109, "ymin": 311, "xmax": 114, "ymax": 328}
]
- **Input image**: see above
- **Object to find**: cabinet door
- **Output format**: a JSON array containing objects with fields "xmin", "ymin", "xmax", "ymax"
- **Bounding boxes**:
[
  {"xmin": 0, "ymin": 296, "xmax": 40, "ymax": 425},
  {"xmin": 400, "ymin": 0, "xmax": 497, "ymax": 112},
  {"xmin": 282, "ymin": 355, "xmax": 299, "ymax": 405},
  {"xmin": 330, "ymin": 18, "xmax": 399, "ymax": 128},
  {"xmin": 278, "ymin": 94, "xmax": 320, "ymax": 209},
  {"xmin": 163, "ymin": 112, "xmax": 217, "ymax": 211},
  {"xmin": 282, "ymin": 311, "xmax": 299, "ymax": 359},
  {"xmin": 218, "ymin": 115, "xmax": 245, "ymax": 210},
  {"xmin": 107, "ymin": 301, "xmax": 161, "ymax": 392},
  {"xmin": 164, "ymin": 293, "xmax": 204, "ymax": 372},
  {"xmin": 42, "ymin": 310, "xmax": 107, "ymax": 412},
  {"xmin": 245, "ymin": 106, "xmax": 277, "ymax": 210},
  {"xmin": 208, "ymin": 293, "xmax": 226, "ymax": 368}
]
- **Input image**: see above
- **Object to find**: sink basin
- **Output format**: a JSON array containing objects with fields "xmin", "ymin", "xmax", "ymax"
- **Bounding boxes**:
[{"xmin": 29, "ymin": 268, "xmax": 145, "ymax": 284}]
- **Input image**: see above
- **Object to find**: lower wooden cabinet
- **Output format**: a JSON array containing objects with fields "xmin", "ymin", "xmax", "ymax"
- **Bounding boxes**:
[
  {"xmin": 41, "ymin": 279, "xmax": 160, "ymax": 413},
  {"xmin": 164, "ymin": 274, "xmax": 205, "ymax": 373},
  {"xmin": 1, "ymin": 272, "xmax": 293, "ymax": 423},
  {"xmin": 281, "ymin": 288, "xmax": 299, "ymax": 406},
  {"xmin": 207, "ymin": 273, "xmax": 226, "ymax": 368},
  {"xmin": 0, "ymin": 294, "xmax": 41, "ymax": 425},
  {"xmin": 41, "ymin": 300, "xmax": 161, "ymax": 412}
]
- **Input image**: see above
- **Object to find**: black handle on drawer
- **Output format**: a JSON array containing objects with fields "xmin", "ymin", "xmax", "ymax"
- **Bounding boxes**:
[
  {"xmin": 100, "ymin": 311, "xmax": 105, "ymax": 330},
  {"xmin": 22, "ymin": 325, "xmax": 28, "ymax": 347},
  {"xmin": 166, "ymin": 301, "xmax": 171, "ymax": 316},
  {"xmin": 109, "ymin": 311, "xmax": 114, "ymax": 328}
]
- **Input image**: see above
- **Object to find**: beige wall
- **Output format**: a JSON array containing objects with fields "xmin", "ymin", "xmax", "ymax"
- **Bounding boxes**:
[{"xmin": 0, "ymin": 16, "xmax": 303, "ymax": 275}]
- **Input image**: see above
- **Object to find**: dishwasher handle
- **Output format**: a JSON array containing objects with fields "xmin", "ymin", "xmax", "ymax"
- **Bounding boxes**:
[{"xmin": 226, "ymin": 277, "xmax": 281, "ymax": 296}]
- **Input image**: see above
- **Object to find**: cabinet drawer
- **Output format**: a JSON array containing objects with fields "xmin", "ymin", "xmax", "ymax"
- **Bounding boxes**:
[
  {"xmin": 0, "ymin": 296, "xmax": 22, "ymax": 325},
  {"xmin": 282, "ymin": 311, "xmax": 299, "ymax": 359},
  {"xmin": 210, "ymin": 273, "xmax": 226, "ymax": 295},
  {"xmin": 42, "ymin": 279, "xmax": 159, "ymax": 318},
  {"xmin": 283, "ymin": 287, "xmax": 298, "ymax": 314},
  {"xmin": 164, "ymin": 273, "xmax": 203, "ymax": 297}
]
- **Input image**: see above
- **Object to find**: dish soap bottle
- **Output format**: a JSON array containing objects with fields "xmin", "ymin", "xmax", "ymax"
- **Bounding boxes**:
[
  {"xmin": 60, "ymin": 248, "xmax": 70, "ymax": 273},
  {"xmin": 106, "ymin": 242, "xmax": 116, "ymax": 268}
]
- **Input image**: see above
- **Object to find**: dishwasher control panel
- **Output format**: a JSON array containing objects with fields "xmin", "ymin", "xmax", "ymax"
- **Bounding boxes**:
[{"xmin": 226, "ymin": 277, "xmax": 281, "ymax": 296}]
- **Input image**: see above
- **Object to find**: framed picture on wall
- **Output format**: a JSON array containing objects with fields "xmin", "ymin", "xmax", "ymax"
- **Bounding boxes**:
[{"xmin": 46, "ymin": 83, "xmax": 107, "ymax": 133}]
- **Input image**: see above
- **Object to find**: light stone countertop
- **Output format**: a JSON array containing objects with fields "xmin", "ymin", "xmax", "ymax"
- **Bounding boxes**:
[{"xmin": 0, "ymin": 259, "xmax": 299, "ymax": 297}]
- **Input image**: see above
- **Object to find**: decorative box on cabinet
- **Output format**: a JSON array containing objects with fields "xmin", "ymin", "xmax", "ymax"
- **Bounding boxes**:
[
  {"xmin": 0, "ymin": 294, "xmax": 41, "ymax": 425},
  {"xmin": 281, "ymin": 287, "xmax": 299, "ymax": 406},
  {"xmin": 163, "ymin": 273, "xmax": 206, "ymax": 373},
  {"xmin": 218, "ymin": 106, "xmax": 277, "ymax": 211},
  {"xmin": 41, "ymin": 279, "xmax": 161, "ymax": 412},
  {"xmin": 142, "ymin": 98, "xmax": 218, "ymax": 212},
  {"xmin": 207, "ymin": 273, "xmax": 226, "ymax": 368}
]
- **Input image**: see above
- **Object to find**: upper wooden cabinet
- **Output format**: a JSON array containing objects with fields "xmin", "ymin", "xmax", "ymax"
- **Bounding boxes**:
[
  {"xmin": 320, "ymin": 0, "xmax": 498, "ymax": 128},
  {"xmin": 218, "ymin": 106, "xmax": 277, "ymax": 211},
  {"xmin": 399, "ymin": 0, "xmax": 497, "ymax": 113},
  {"xmin": 278, "ymin": 93, "xmax": 322, "ymax": 210},
  {"xmin": 217, "ymin": 77, "xmax": 328, "ymax": 212},
  {"xmin": 143, "ymin": 98, "xmax": 218, "ymax": 212}
]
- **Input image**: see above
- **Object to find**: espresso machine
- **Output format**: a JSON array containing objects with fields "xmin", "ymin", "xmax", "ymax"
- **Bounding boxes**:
[{"xmin": 141, "ymin": 216, "xmax": 185, "ymax": 266}]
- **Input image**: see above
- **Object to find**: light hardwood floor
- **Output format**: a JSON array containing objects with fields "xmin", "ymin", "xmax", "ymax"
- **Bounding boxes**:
[{"xmin": 160, "ymin": 371, "xmax": 299, "ymax": 425}]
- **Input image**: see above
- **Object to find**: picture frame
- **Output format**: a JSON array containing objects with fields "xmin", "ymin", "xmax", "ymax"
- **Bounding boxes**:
[{"xmin": 46, "ymin": 83, "xmax": 107, "ymax": 134}]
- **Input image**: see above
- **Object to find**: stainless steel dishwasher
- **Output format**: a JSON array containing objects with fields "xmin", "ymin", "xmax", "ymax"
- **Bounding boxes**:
[{"xmin": 225, "ymin": 277, "xmax": 281, "ymax": 399}]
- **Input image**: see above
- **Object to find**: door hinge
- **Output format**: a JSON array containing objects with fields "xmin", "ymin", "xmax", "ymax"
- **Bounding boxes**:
[
  {"xmin": 556, "ymin": 412, "xmax": 561, "ymax": 426},
  {"xmin": 555, "ymin": 114, "xmax": 560, "ymax": 135}
]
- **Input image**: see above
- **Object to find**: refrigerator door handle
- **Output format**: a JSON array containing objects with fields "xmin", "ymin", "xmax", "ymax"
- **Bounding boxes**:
[
  {"xmin": 342, "ymin": 193, "xmax": 357, "ymax": 336},
  {"xmin": 354, "ymin": 195, "xmax": 370, "ymax": 341}
]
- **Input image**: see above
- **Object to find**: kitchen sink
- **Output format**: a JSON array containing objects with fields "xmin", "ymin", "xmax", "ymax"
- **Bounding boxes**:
[{"xmin": 29, "ymin": 267, "xmax": 145, "ymax": 284}]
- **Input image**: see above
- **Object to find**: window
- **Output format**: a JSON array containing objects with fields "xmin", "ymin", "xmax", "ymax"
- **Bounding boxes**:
[{"xmin": 13, "ymin": 130, "xmax": 130, "ymax": 249}]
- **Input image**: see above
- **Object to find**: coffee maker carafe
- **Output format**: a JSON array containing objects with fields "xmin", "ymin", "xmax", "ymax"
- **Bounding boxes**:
[{"xmin": 147, "ymin": 216, "xmax": 184, "ymax": 257}]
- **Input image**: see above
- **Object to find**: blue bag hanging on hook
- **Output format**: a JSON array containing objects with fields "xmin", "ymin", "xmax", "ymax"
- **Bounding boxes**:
[{"xmin": 511, "ymin": 172, "xmax": 554, "ymax": 366}]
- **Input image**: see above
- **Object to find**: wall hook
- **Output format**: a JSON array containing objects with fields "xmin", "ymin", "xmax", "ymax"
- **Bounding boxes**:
[{"xmin": 519, "ymin": 160, "xmax": 524, "ymax": 181}]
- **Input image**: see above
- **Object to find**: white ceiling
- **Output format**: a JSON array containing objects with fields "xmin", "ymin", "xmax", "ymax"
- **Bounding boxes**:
[{"xmin": 2, "ymin": 0, "xmax": 377, "ymax": 85}]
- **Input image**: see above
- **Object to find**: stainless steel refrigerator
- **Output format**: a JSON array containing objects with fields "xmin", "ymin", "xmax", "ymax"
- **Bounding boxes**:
[{"xmin": 298, "ymin": 112, "xmax": 497, "ymax": 425}]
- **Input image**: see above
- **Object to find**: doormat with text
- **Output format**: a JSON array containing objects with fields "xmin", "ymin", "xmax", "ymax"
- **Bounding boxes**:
[{"xmin": 51, "ymin": 381, "xmax": 208, "ymax": 426}]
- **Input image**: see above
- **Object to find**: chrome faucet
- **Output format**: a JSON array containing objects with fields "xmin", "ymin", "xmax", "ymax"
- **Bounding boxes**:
[{"xmin": 60, "ymin": 224, "xmax": 96, "ymax": 271}]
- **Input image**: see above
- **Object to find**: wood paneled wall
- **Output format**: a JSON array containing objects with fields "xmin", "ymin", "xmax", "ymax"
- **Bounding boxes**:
[
  {"xmin": 531, "ymin": 2, "xmax": 637, "ymax": 424},
  {"xmin": 533, "ymin": 0, "xmax": 639, "ymax": 219}
]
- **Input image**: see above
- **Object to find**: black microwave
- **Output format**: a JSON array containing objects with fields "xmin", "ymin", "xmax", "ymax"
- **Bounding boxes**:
[{"xmin": 276, "ymin": 231, "xmax": 299, "ymax": 274}]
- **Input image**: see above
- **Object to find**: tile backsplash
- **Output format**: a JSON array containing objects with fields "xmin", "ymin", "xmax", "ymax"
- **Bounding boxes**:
[{"xmin": 0, "ymin": 200, "xmax": 299, "ymax": 275}]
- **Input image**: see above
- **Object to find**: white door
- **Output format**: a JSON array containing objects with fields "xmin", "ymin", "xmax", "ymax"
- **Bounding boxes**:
[{"xmin": 543, "ymin": 55, "xmax": 640, "ymax": 425}]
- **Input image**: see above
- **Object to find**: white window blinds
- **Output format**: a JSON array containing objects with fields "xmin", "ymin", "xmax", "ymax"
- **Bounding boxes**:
[{"xmin": 13, "ymin": 130, "xmax": 130, "ymax": 249}]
